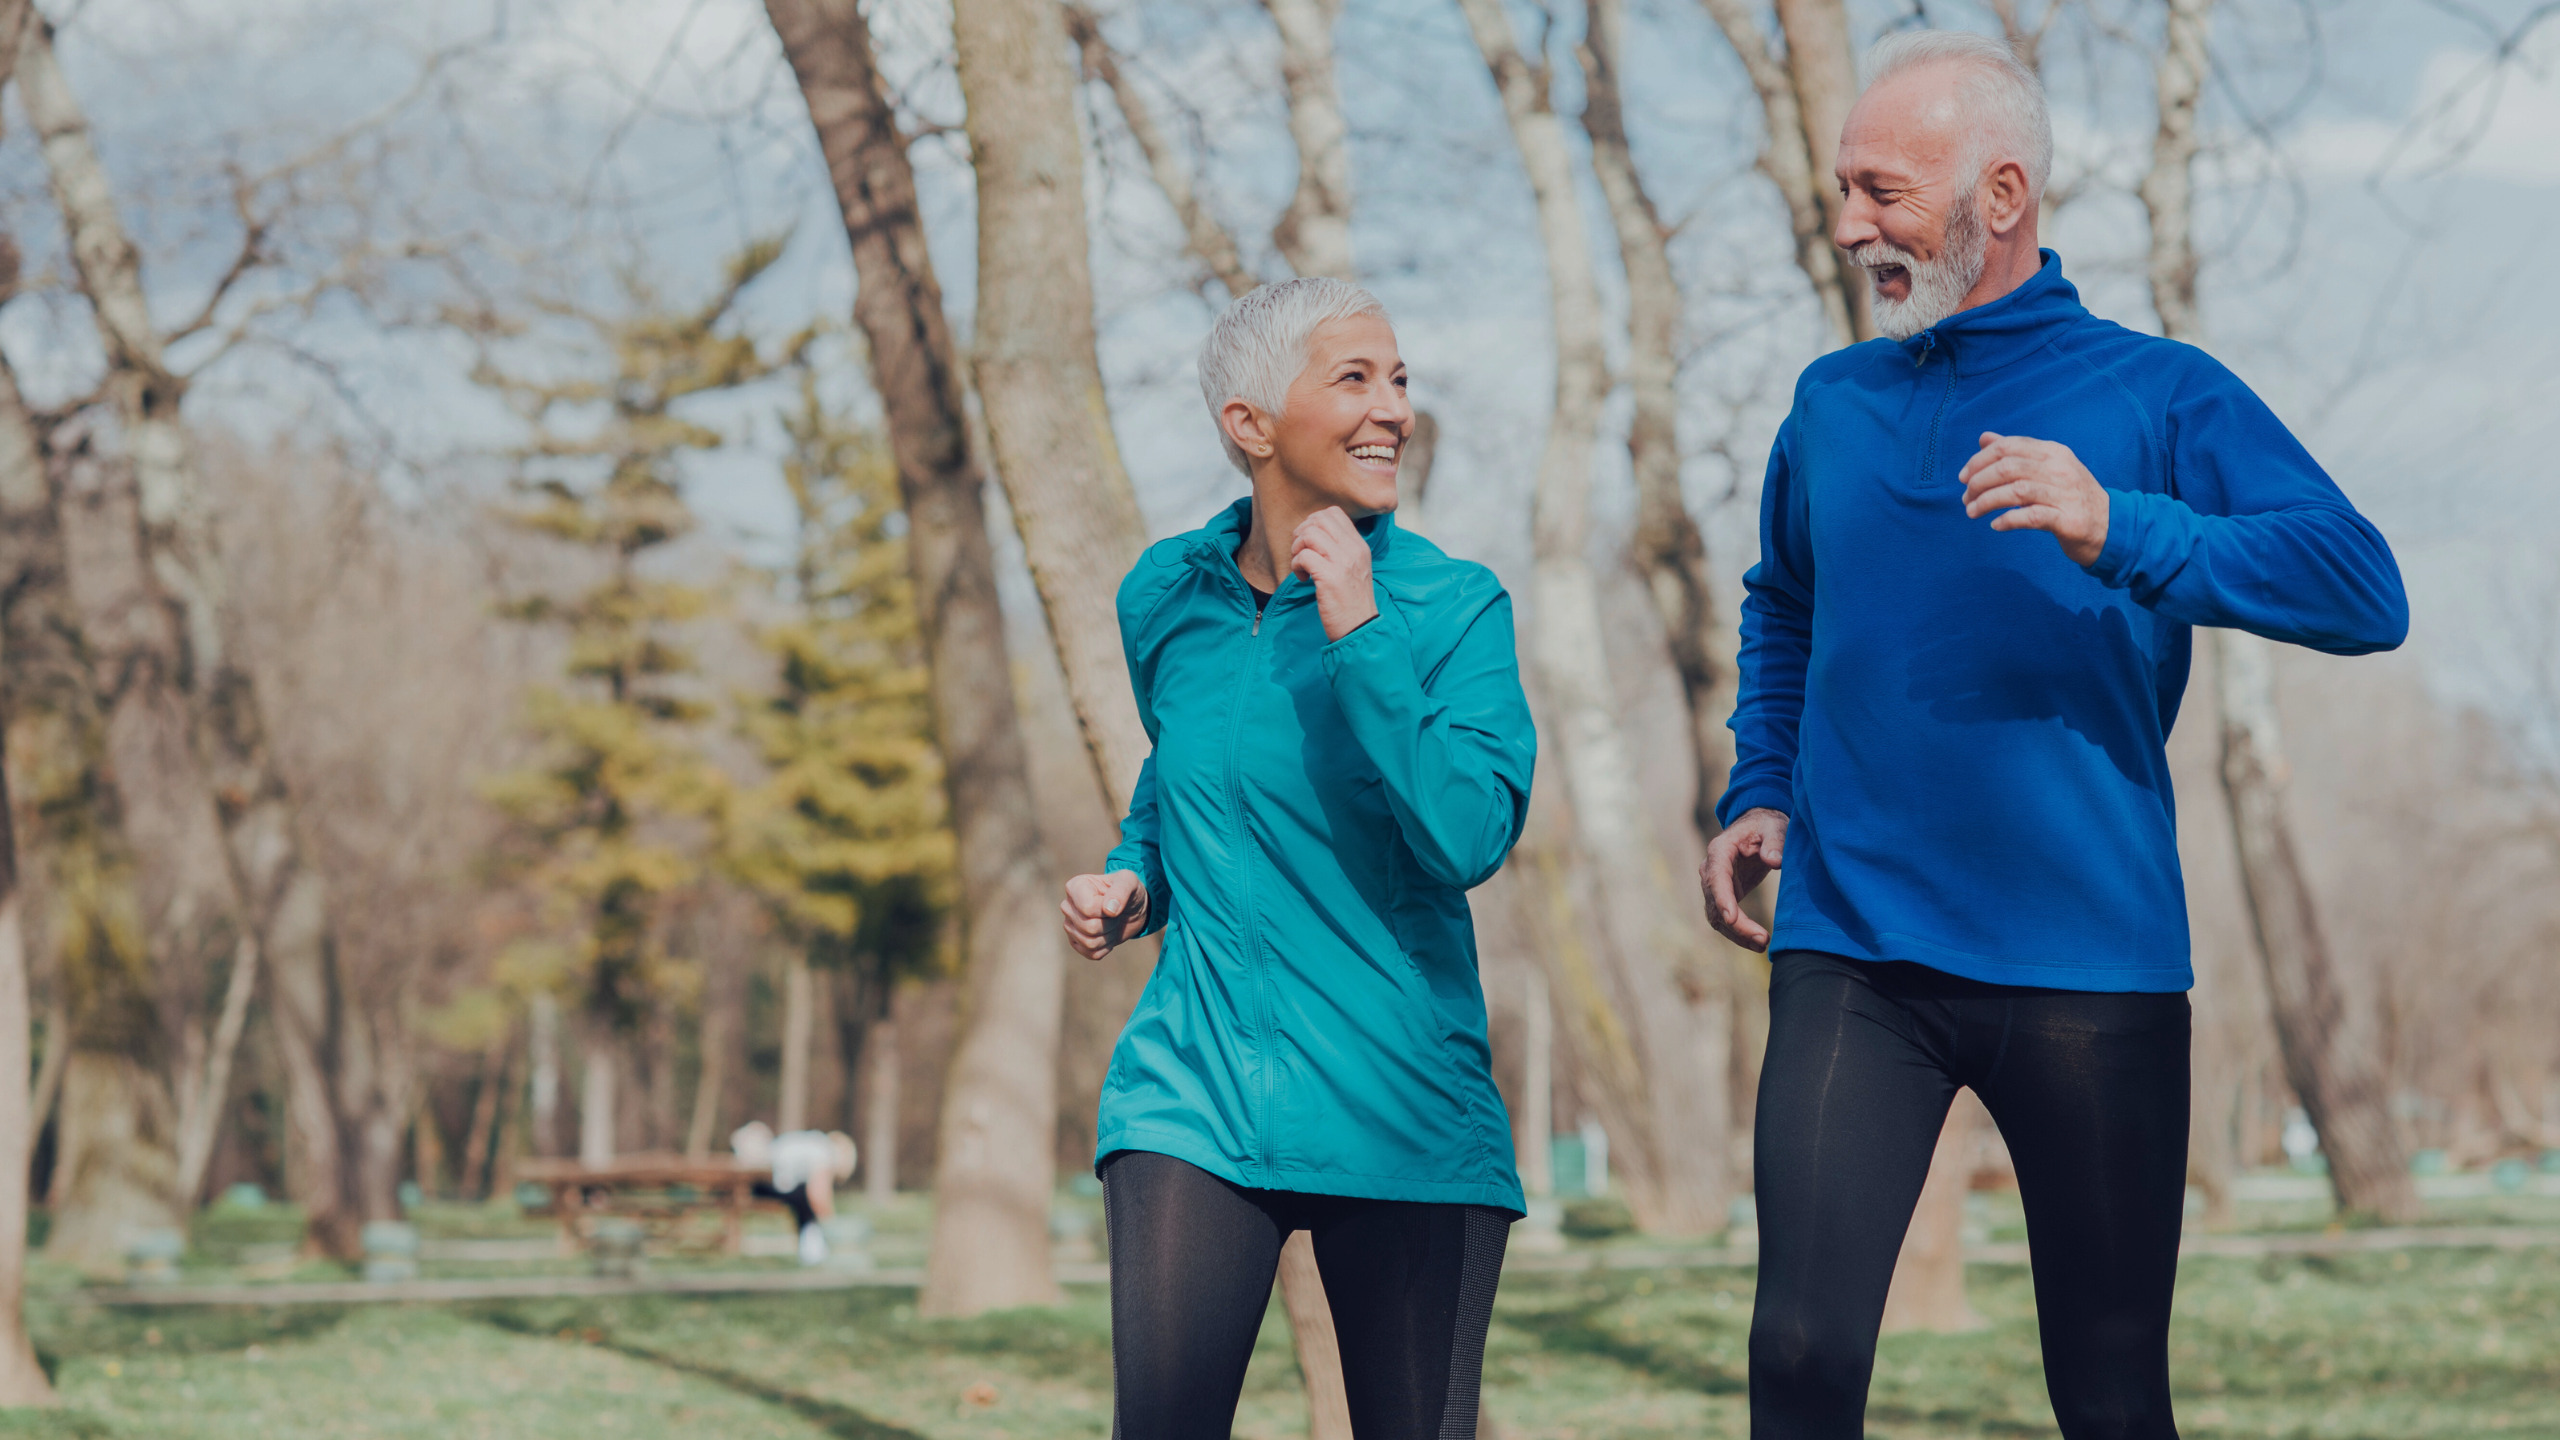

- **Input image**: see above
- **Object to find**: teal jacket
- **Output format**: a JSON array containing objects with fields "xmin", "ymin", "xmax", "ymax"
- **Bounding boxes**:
[{"xmin": 1095, "ymin": 499, "xmax": 1532, "ymax": 1213}]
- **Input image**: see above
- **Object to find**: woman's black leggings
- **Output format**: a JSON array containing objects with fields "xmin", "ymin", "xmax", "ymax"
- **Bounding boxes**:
[
  {"xmin": 1751, "ymin": 951, "xmax": 2190, "ymax": 1440},
  {"xmin": 1100, "ymin": 1149, "xmax": 1510, "ymax": 1440}
]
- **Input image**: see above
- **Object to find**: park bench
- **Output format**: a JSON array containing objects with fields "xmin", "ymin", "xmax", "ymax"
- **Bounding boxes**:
[{"xmin": 513, "ymin": 1153, "xmax": 770, "ymax": 1256}]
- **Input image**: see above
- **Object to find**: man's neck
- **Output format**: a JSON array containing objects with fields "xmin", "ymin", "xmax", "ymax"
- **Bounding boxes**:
[{"xmin": 1954, "ymin": 226, "xmax": 2044, "ymax": 316}]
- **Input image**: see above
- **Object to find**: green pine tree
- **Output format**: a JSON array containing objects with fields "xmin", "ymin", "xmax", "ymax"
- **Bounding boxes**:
[
  {"xmin": 480, "ymin": 241, "xmax": 800, "ymax": 1086},
  {"xmin": 726, "ymin": 372, "xmax": 950, "ymax": 1086}
]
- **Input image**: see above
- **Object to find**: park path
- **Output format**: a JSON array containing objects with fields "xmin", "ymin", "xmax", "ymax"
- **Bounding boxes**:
[{"xmin": 77, "ymin": 1222, "xmax": 2560, "ymax": 1308}]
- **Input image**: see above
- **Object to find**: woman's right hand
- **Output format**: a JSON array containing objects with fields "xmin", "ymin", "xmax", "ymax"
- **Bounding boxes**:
[{"xmin": 1062, "ymin": 872, "xmax": 1150, "ymax": 960}]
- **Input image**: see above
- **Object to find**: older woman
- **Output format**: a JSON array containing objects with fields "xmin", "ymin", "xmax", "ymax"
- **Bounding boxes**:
[{"xmin": 1060, "ymin": 277, "xmax": 1533, "ymax": 1438}]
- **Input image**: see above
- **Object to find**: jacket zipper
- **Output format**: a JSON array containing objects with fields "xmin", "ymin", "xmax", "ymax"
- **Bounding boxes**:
[
  {"xmin": 1918, "ymin": 328, "xmax": 1958, "ymax": 486},
  {"xmin": 1219, "ymin": 561, "xmax": 1279, "ymax": 1185}
]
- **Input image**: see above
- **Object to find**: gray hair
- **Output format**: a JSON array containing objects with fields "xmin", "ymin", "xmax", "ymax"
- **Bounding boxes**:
[
  {"xmin": 1198, "ymin": 277, "xmax": 1390, "ymax": 475},
  {"xmin": 1862, "ymin": 29, "xmax": 2053, "ymax": 203}
]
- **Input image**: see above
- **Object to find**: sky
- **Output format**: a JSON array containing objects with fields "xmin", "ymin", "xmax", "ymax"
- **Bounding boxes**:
[{"xmin": 6, "ymin": 0, "xmax": 2557, "ymax": 714}]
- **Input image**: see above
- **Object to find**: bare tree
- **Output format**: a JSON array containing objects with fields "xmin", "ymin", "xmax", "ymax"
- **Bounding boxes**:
[
  {"xmin": 764, "ymin": 0, "xmax": 1067, "ymax": 1315},
  {"xmin": 1260, "ymin": 0, "xmax": 1355, "ymax": 279},
  {"xmin": 0, "ymin": 630, "xmax": 57, "ymax": 1406},
  {"xmin": 1456, "ymin": 0, "xmax": 1730, "ymax": 1236},
  {"xmin": 1065, "ymin": 5, "xmax": 1256, "ymax": 300},
  {"xmin": 952, "ymin": 0, "xmax": 1153, "ymax": 807},
  {"xmin": 1692, "ymin": 0, "xmax": 1870, "ymax": 344},
  {"xmin": 2139, "ymin": 0, "xmax": 2417, "ymax": 1221}
]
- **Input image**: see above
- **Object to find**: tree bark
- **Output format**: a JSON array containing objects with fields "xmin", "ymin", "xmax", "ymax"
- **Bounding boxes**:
[
  {"xmin": 2213, "ymin": 632, "xmax": 2417, "ymax": 1218},
  {"xmin": 778, "ymin": 956, "xmax": 814, "ymax": 1133},
  {"xmin": 1881, "ymin": 1091, "xmax": 1986, "ymax": 1334},
  {"xmin": 950, "ymin": 0, "xmax": 1153, "ymax": 807},
  {"xmin": 684, "ymin": 947, "xmax": 739, "ymax": 1160},
  {"xmin": 1768, "ymin": 0, "xmax": 1872, "ymax": 342},
  {"xmin": 1064, "ymin": 6, "xmax": 1255, "ymax": 301},
  {"xmin": 863, "ymin": 1011, "xmax": 900, "ymax": 1202},
  {"xmin": 1457, "ymin": 0, "xmax": 1730, "ymax": 1237},
  {"xmin": 1691, "ymin": 0, "xmax": 1861, "ymax": 345},
  {"xmin": 1277, "ymin": 1230, "xmax": 1353, "ymax": 1439},
  {"xmin": 0, "ymin": 344, "xmax": 59, "ymax": 1393},
  {"xmin": 579, "ymin": 1025, "xmax": 617, "ymax": 1167},
  {"xmin": 20, "ymin": 12, "xmax": 363, "ymax": 1246},
  {"xmin": 459, "ymin": 1033, "xmax": 509, "ymax": 1199},
  {"xmin": 765, "ymin": 0, "xmax": 1066, "ymax": 1314},
  {"xmin": 1260, "ymin": 0, "xmax": 1354, "ymax": 280},
  {"xmin": 2132, "ymin": 0, "xmax": 2416, "ymax": 1222}
]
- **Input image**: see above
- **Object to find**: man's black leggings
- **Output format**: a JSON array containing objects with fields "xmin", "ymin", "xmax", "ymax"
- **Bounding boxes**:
[
  {"xmin": 1100, "ymin": 1149, "xmax": 1510, "ymax": 1439},
  {"xmin": 1751, "ymin": 951, "xmax": 2190, "ymax": 1440}
]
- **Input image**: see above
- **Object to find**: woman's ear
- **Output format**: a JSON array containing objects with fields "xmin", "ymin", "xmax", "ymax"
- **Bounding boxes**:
[{"xmin": 1221, "ymin": 397, "xmax": 1275, "ymax": 463}]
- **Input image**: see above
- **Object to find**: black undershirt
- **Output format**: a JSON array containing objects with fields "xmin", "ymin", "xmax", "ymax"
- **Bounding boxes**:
[{"xmin": 1248, "ymin": 581, "xmax": 1271, "ymax": 620}]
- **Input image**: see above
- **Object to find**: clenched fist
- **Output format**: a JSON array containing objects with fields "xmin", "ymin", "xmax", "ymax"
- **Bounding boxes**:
[
  {"xmin": 1959, "ymin": 432, "xmax": 2110, "ymax": 567},
  {"xmin": 1289, "ymin": 506, "xmax": 1379, "ymax": 642},
  {"xmin": 1061, "ymin": 871, "xmax": 1150, "ymax": 961}
]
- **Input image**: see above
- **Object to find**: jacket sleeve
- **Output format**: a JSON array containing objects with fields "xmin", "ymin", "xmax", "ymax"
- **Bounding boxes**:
[
  {"xmin": 1718, "ymin": 410, "xmax": 1813, "ymax": 827},
  {"xmin": 2086, "ymin": 361, "xmax": 2408, "ymax": 655},
  {"xmin": 1101, "ymin": 573, "xmax": 1172, "ymax": 937},
  {"xmin": 1321, "ymin": 582, "xmax": 1534, "ymax": 890}
]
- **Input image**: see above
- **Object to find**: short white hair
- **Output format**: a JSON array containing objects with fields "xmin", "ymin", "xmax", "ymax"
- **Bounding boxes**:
[
  {"xmin": 1198, "ymin": 277, "xmax": 1390, "ymax": 475},
  {"xmin": 1862, "ymin": 29, "xmax": 2053, "ymax": 203}
]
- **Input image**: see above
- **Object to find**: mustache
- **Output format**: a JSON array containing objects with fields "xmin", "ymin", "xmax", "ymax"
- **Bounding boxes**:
[{"xmin": 1846, "ymin": 241, "xmax": 1922, "ymax": 272}]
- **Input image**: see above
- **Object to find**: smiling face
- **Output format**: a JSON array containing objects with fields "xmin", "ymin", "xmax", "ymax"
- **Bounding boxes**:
[
  {"xmin": 1834, "ymin": 63, "xmax": 2035, "ymax": 339},
  {"xmin": 1232, "ymin": 314, "xmax": 1411, "ymax": 520}
]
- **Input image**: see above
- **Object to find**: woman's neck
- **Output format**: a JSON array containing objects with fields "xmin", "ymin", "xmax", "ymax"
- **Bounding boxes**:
[{"xmin": 1236, "ymin": 485, "xmax": 1317, "ymax": 593}]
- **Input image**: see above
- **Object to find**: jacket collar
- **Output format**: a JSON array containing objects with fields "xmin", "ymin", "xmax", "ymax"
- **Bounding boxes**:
[
  {"xmin": 1897, "ymin": 249, "xmax": 2084, "ymax": 375},
  {"xmin": 1189, "ymin": 496, "xmax": 1398, "ymax": 577}
]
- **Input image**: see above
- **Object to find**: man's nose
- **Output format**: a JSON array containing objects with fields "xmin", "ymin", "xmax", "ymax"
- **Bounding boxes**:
[{"xmin": 1834, "ymin": 190, "xmax": 1879, "ymax": 252}]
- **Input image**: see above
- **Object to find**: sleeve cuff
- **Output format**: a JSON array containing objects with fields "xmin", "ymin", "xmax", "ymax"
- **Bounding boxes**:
[
  {"xmin": 1102, "ymin": 858, "xmax": 1167, "ymax": 938},
  {"xmin": 1714, "ymin": 783, "xmax": 1793, "ymax": 830},
  {"xmin": 2087, "ymin": 488, "xmax": 2148, "ymax": 588}
]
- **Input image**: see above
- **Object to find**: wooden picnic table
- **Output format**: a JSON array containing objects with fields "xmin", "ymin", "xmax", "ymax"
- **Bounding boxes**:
[{"xmin": 514, "ymin": 1153, "xmax": 769, "ymax": 1255}]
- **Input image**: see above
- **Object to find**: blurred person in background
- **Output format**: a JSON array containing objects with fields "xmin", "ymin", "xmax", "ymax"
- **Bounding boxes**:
[
  {"xmin": 732, "ymin": 1121, "xmax": 857, "ymax": 1266},
  {"xmin": 1060, "ymin": 276, "xmax": 1534, "ymax": 1439},
  {"xmin": 1698, "ymin": 30, "xmax": 2407, "ymax": 1440}
]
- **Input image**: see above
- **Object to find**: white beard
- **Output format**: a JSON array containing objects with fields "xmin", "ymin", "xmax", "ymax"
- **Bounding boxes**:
[{"xmin": 1850, "ymin": 190, "xmax": 1990, "ymax": 341}]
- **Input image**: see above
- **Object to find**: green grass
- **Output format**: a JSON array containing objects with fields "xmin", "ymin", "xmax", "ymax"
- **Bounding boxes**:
[{"xmin": 3, "ymin": 1238, "xmax": 2554, "ymax": 1436}]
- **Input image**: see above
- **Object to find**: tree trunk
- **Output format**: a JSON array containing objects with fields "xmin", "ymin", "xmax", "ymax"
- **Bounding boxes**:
[
  {"xmin": 1277, "ymin": 1230, "xmax": 1354, "ymax": 1439},
  {"xmin": 1260, "ymin": 0, "xmax": 1354, "ymax": 279},
  {"xmin": 2131, "ymin": 0, "xmax": 2416, "ymax": 1222},
  {"xmin": 0, "ymin": 517, "xmax": 59, "ymax": 1397},
  {"xmin": 2214, "ymin": 632, "xmax": 2416, "ymax": 1218},
  {"xmin": 47, "ymin": 1051, "xmax": 179, "ymax": 1273},
  {"xmin": 1519, "ymin": 962, "xmax": 1554, "ymax": 1196},
  {"xmin": 778, "ymin": 956, "xmax": 814, "ymax": 1133},
  {"xmin": 529, "ymin": 991, "xmax": 562, "ymax": 1158},
  {"xmin": 22, "ymin": 11, "xmax": 358, "ymax": 1246},
  {"xmin": 459, "ymin": 1033, "xmax": 508, "ymax": 1200},
  {"xmin": 1769, "ymin": 0, "xmax": 1872, "ymax": 342},
  {"xmin": 1064, "ymin": 6, "xmax": 1255, "ymax": 301},
  {"xmin": 765, "ymin": 0, "xmax": 1067, "ymax": 1314},
  {"xmin": 951, "ymin": 0, "xmax": 1153, "ymax": 806},
  {"xmin": 863, "ymin": 1011, "xmax": 900, "ymax": 1202},
  {"xmin": 171, "ymin": 935, "xmax": 253, "ymax": 1206},
  {"xmin": 579, "ymin": 1025, "xmax": 617, "ymax": 1167},
  {"xmin": 1881, "ymin": 1091, "xmax": 1986, "ymax": 1334},
  {"xmin": 1691, "ymin": 0, "xmax": 1860, "ymax": 346},
  {"xmin": 1457, "ymin": 0, "xmax": 1730, "ymax": 1237},
  {"xmin": 684, "ymin": 949, "xmax": 738, "ymax": 1159}
]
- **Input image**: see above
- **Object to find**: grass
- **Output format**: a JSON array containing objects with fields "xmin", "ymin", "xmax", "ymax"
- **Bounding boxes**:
[{"xmin": 4, "ymin": 1187, "xmax": 2555, "ymax": 1438}]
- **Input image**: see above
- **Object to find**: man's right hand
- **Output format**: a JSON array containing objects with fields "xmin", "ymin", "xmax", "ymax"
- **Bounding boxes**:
[
  {"xmin": 1700, "ymin": 808, "xmax": 1788, "ymax": 952},
  {"xmin": 1061, "ymin": 872, "xmax": 1150, "ymax": 961}
]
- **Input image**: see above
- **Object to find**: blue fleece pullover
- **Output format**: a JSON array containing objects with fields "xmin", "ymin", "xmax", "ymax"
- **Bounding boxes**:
[
  {"xmin": 1097, "ymin": 501, "xmax": 1531, "ymax": 1212},
  {"xmin": 1718, "ymin": 253, "xmax": 2407, "ymax": 991}
]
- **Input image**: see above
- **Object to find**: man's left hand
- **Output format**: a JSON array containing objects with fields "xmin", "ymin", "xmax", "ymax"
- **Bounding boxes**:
[
  {"xmin": 1291, "ymin": 507, "xmax": 1380, "ymax": 641},
  {"xmin": 1959, "ymin": 432, "xmax": 2109, "ymax": 567}
]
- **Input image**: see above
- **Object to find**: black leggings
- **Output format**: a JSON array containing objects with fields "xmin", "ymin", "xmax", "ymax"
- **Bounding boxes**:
[
  {"xmin": 1751, "ymin": 952, "xmax": 2190, "ymax": 1440},
  {"xmin": 1100, "ymin": 1149, "xmax": 1510, "ymax": 1440}
]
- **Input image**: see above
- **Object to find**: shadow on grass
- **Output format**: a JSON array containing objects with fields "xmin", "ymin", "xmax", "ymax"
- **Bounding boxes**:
[
  {"xmin": 1494, "ymin": 1289, "xmax": 1748, "ymax": 1396},
  {"xmin": 467, "ymin": 1304, "xmax": 927, "ymax": 1440}
]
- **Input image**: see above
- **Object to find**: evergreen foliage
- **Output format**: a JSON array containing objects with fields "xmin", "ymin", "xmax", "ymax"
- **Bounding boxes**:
[
  {"xmin": 726, "ymin": 372, "xmax": 950, "ymax": 1011},
  {"xmin": 478, "ymin": 241, "xmax": 799, "ymax": 1034}
]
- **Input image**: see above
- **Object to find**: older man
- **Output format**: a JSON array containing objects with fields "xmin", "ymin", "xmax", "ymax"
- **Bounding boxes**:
[{"xmin": 1698, "ymin": 29, "xmax": 2406, "ymax": 1440}]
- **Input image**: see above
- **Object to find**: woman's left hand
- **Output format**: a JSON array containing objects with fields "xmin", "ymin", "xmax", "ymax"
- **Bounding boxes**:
[{"xmin": 1290, "ymin": 507, "xmax": 1379, "ymax": 642}]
